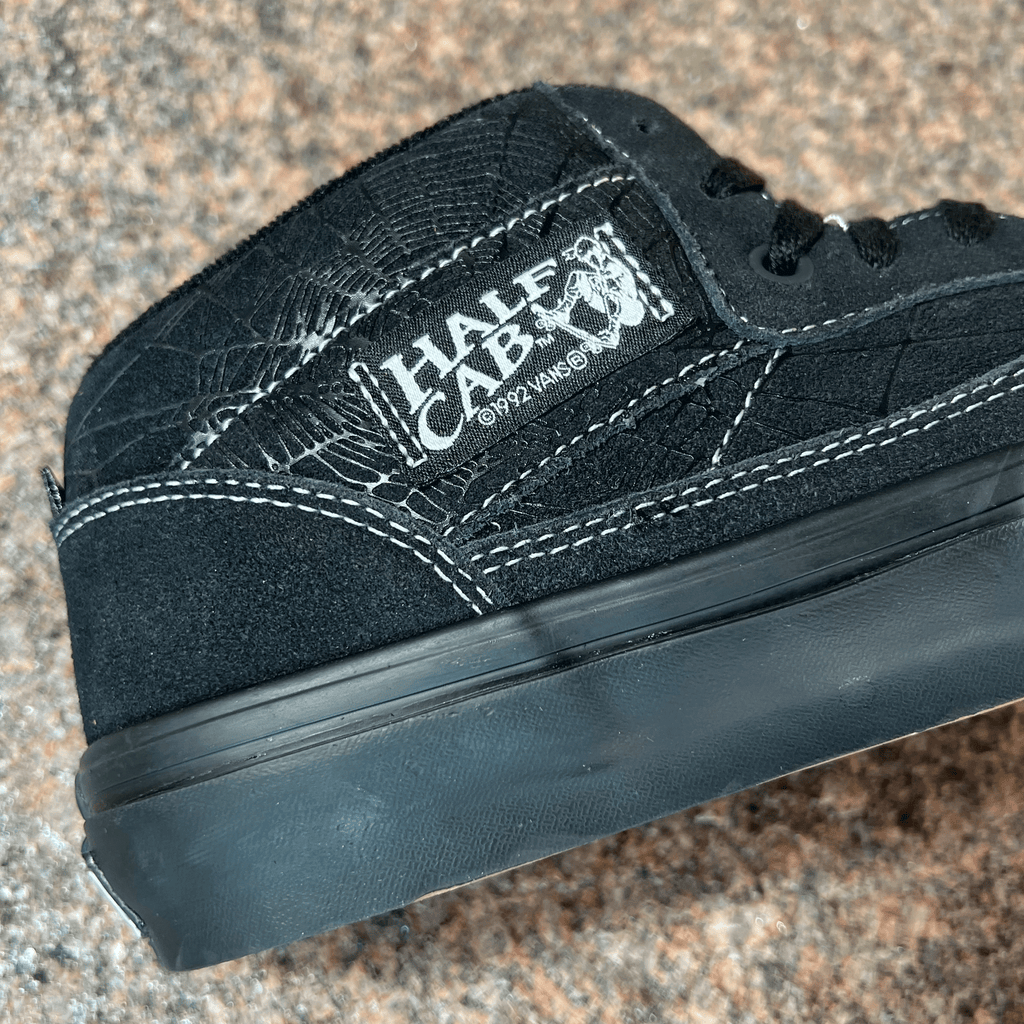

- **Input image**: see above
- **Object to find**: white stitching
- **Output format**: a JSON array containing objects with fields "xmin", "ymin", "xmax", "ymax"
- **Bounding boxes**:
[
  {"xmin": 573, "ymin": 110, "xmax": 1020, "ymax": 339},
  {"xmin": 888, "ymin": 210, "xmax": 1008, "ymax": 228},
  {"xmin": 823, "ymin": 214, "xmax": 849, "ymax": 231},
  {"xmin": 711, "ymin": 346, "xmax": 785, "ymax": 467},
  {"xmin": 349, "ymin": 361, "xmax": 426, "ymax": 469},
  {"xmin": 447, "ymin": 338, "xmax": 747, "ymax": 533},
  {"xmin": 574, "ymin": 112, "xmax": 631, "ymax": 161},
  {"xmin": 177, "ymin": 171, "xmax": 636, "ymax": 470},
  {"xmin": 689, "ymin": 208, "xmax": 1016, "ymax": 337},
  {"xmin": 55, "ymin": 480, "xmax": 490, "ymax": 615},
  {"xmin": 890, "ymin": 209, "xmax": 940, "ymax": 229},
  {"xmin": 47, "ymin": 477, "xmax": 206, "ymax": 527},
  {"xmin": 475, "ymin": 368, "xmax": 1024, "ymax": 571},
  {"xmin": 606, "ymin": 232, "xmax": 674, "ymax": 319}
]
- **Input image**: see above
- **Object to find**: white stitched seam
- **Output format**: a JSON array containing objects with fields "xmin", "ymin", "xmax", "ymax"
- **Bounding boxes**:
[
  {"xmin": 575, "ymin": 113, "xmax": 632, "ymax": 161},
  {"xmin": 890, "ymin": 209, "xmax": 940, "ymax": 229},
  {"xmin": 350, "ymin": 361, "xmax": 426, "ymax": 469},
  {"xmin": 177, "ymin": 171, "xmax": 636, "ymax": 470},
  {"xmin": 711, "ymin": 346, "xmax": 785, "ymax": 467},
  {"xmin": 574, "ymin": 113, "xmax": 1018, "ymax": 338},
  {"xmin": 692, "ymin": 211, "xmax": 1016, "ymax": 337},
  {"xmin": 885, "ymin": 210, "xmax": 1008, "ymax": 229},
  {"xmin": 448, "ymin": 338, "xmax": 747, "ymax": 533},
  {"xmin": 606, "ymin": 233, "xmax": 674, "ymax": 319},
  {"xmin": 55, "ymin": 481, "xmax": 490, "ymax": 615},
  {"xmin": 577, "ymin": 103, "xmax": 1015, "ymax": 331},
  {"xmin": 473, "ymin": 369, "xmax": 1024, "ymax": 572}
]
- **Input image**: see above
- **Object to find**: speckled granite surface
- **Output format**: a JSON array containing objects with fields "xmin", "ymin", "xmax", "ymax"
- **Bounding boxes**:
[{"xmin": 3, "ymin": 2, "xmax": 1024, "ymax": 1021}]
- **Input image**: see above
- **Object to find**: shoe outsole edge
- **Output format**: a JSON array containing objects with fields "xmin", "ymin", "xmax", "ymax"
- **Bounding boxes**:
[{"xmin": 78, "ymin": 442, "xmax": 1024, "ymax": 969}]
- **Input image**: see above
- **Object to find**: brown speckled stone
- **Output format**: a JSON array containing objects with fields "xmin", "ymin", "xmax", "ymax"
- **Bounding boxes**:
[{"xmin": 3, "ymin": 2, "xmax": 1024, "ymax": 1021}]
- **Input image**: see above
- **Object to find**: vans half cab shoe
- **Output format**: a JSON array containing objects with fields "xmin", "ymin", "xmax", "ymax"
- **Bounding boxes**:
[{"xmin": 49, "ymin": 85, "xmax": 1024, "ymax": 970}]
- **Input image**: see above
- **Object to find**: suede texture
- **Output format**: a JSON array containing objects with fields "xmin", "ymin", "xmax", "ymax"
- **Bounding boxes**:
[
  {"xmin": 543, "ymin": 85, "xmax": 1024, "ymax": 345},
  {"xmin": 468, "ymin": 283, "xmax": 1024, "ymax": 532},
  {"xmin": 55, "ymin": 475, "xmax": 491, "ymax": 742},
  {"xmin": 466, "ymin": 352, "xmax": 1024, "ymax": 608},
  {"xmin": 184, "ymin": 164, "xmax": 715, "ymax": 524},
  {"xmin": 54, "ymin": 83, "xmax": 1024, "ymax": 742},
  {"xmin": 62, "ymin": 87, "xmax": 609, "ymax": 501}
]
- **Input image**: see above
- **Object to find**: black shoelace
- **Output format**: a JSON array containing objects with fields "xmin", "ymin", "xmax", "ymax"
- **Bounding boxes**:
[{"xmin": 701, "ymin": 157, "xmax": 997, "ymax": 277}]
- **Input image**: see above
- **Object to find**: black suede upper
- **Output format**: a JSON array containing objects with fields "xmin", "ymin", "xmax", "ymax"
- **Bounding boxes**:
[
  {"xmin": 56, "ymin": 475, "xmax": 484, "ymax": 741},
  {"xmin": 541, "ymin": 86, "xmax": 1024, "ymax": 345},
  {"xmin": 53, "ymin": 84, "xmax": 1024, "ymax": 742},
  {"xmin": 62, "ymin": 88, "xmax": 608, "ymax": 501}
]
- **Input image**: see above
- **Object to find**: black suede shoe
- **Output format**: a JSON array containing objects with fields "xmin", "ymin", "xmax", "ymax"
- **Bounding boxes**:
[{"xmin": 50, "ymin": 84, "xmax": 1024, "ymax": 970}]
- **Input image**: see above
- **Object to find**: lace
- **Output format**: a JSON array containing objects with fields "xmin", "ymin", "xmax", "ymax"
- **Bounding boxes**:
[
  {"xmin": 702, "ymin": 157, "xmax": 997, "ymax": 277},
  {"xmin": 938, "ymin": 198, "xmax": 997, "ymax": 245}
]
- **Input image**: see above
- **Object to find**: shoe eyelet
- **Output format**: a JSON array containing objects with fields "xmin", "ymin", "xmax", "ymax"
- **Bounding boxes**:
[{"xmin": 748, "ymin": 244, "xmax": 814, "ymax": 286}]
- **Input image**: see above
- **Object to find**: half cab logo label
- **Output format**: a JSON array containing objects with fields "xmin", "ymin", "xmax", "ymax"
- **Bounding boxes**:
[{"xmin": 349, "ymin": 219, "xmax": 694, "ymax": 481}]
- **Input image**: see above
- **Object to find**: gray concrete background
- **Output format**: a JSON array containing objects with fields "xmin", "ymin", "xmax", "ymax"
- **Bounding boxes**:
[{"xmin": 2, "ymin": 1, "xmax": 1024, "ymax": 1020}]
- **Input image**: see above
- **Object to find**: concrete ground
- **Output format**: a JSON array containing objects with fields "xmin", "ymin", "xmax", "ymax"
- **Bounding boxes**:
[{"xmin": 2, "ymin": 1, "xmax": 1024, "ymax": 1021}]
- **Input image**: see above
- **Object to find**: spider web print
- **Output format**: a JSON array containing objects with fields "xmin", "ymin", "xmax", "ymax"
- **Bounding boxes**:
[
  {"xmin": 63, "ymin": 91, "xmax": 612, "ymax": 502},
  {"xmin": 469, "ymin": 287, "xmax": 1024, "ymax": 533},
  {"xmin": 184, "ymin": 176, "xmax": 659, "ymax": 524}
]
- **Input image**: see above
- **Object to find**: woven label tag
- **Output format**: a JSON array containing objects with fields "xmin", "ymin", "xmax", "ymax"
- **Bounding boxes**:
[{"xmin": 349, "ymin": 218, "xmax": 694, "ymax": 482}]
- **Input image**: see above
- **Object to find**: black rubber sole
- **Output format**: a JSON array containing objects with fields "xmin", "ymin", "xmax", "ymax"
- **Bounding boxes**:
[{"xmin": 77, "ymin": 443, "xmax": 1024, "ymax": 970}]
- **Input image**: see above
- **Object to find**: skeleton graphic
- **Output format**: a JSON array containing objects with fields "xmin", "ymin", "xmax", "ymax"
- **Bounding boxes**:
[{"xmin": 533, "ymin": 223, "xmax": 670, "ymax": 352}]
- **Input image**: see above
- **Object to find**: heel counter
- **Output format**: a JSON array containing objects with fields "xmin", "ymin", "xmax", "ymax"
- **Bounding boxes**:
[{"xmin": 55, "ymin": 474, "xmax": 490, "ymax": 741}]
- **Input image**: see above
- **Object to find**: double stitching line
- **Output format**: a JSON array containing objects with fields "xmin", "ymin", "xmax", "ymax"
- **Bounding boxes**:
[
  {"xmin": 472, "ymin": 366, "xmax": 1024, "ymax": 574},
  {"xmin": 55, "ymin": 479, "xmax": 493, "ymax": 616},
  {"xmin": 570, "ymin": 108, "xmax": 1018, "ymax": 338},
  {"xmin": 447, "ymin": 338, "xmax": 747, "ymax": 533},
  {"xmin": 55, "ymin": 366, "xmax": 1024, "ymax": 595}
]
